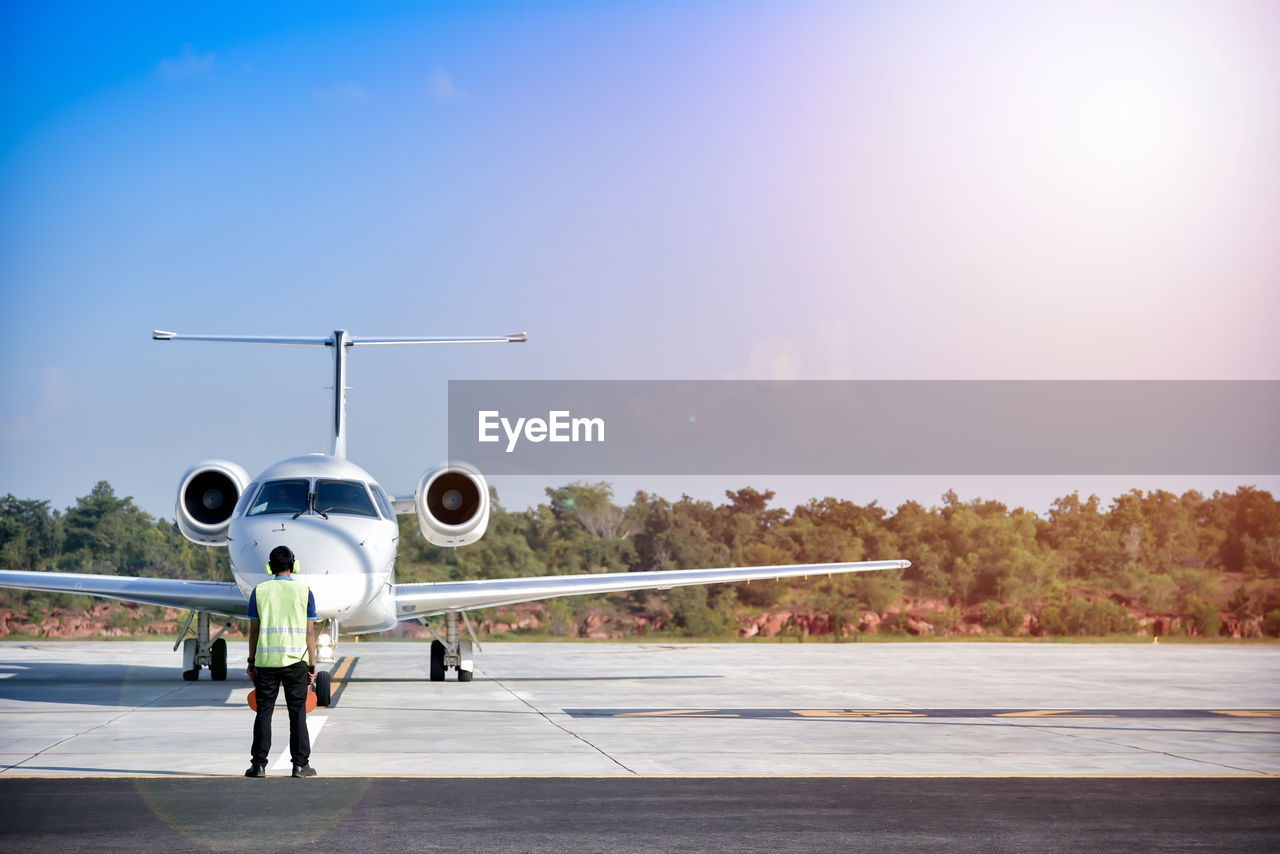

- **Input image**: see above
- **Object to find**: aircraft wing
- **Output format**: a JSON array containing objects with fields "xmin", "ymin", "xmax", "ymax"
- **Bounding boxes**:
[
  {"xmin": 393, "ymin": 559, "xmax": 910, "ymax": 620},
  {"xmin": 0, "ymin": 570, "xmax": 249, "ymax": 618}
]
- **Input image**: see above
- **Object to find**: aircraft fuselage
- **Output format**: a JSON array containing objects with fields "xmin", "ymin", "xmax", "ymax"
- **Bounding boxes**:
[{"xmin": 227, "ymin": 454, "xmax": 400, "ymax": 634}]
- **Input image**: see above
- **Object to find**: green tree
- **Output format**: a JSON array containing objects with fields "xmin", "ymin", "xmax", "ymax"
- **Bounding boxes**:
[
  {"xmin": 1221, "ymin": 487, "xmax": 1280, "ymax": 575},
  {"xmin": 1040, "ymin": 492, "xmax": 1115, "ymax": 579},
  {"xmin": 61, "ymin": 481, "xmax": 156, "ymax": 573},
  {"xmin": 1183, "ymin": 596, "xmax": 1222, "ymax": 637},
  {"xmin": 0, "ymin": 496, "xmax": 62, "ymax": 570},
  {"xmin": 665, "ymin": 585, "xmax": 738, "ymax": 638}
]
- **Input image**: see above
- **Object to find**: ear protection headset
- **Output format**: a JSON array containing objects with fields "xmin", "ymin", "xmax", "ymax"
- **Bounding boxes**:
[{"xmin": 265, "ymin": 545, "xmax": 301, "ymax": 575}]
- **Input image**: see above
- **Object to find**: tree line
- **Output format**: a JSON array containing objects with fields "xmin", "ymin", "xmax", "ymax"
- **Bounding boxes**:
[{"xmin": 2, "ymin": 480, "xmax": 1279, "ymax": 638}]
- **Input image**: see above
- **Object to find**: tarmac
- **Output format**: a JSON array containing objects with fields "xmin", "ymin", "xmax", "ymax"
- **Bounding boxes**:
[
  {"xmin": 1, "ymin": 641, "xmax": 1277, "ymax": 852},
  {"xmin": 1, "ymin": 640, "xmax": 1276, "ymax": 778},
  {"xmin": 2, "ymin": 776, "xmax": 1277, "ymax": 853}
]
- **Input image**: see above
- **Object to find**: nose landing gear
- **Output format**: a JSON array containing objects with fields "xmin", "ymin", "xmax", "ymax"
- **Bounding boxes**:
[{"xmin": 313, "ymin": 618, "xmax": 338, "ymax": 706}]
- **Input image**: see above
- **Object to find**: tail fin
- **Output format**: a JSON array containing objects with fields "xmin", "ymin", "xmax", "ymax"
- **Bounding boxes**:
[{"xmin": 153, "ymin": 329, "xmax": 527, "ymax": 458}]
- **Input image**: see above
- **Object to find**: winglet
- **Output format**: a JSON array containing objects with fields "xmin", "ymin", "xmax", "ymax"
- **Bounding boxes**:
[
  {"xmin": 153, "ymin": 330, "xmax": 175, "ymax": 340},
  {"xmin": 506, "ymin": 332, "xmax": 528, "ymax": 343}
]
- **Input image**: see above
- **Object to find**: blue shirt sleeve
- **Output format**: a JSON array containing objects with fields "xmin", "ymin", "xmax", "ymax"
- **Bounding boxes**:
[
  {"xmin": 247, "ymin": 589, "xmax": 258, "ymax": 620},
  {"xmin": 307, "ymin": 590, "xmax": 316, "ymax": 620}
]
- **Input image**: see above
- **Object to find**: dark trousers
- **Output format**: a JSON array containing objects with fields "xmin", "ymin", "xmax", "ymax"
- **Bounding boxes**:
[{"xmin": 251, "ymin": 661, "xmax": 311, "ymax": 767}]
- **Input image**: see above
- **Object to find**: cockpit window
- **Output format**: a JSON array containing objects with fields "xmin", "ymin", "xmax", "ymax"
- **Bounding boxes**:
[
  {"xmin": 371, "ymin": 485, "xmax": 396, "ymax": 520},
  {"xmin": 234, "ymin": 481, "xmax": 260, "ymax": 518},
  {"xmin": 315, "ymin": 480, "xmax": 378, "ymax": 518},
  {"xmin": 247, "ymin": 480, "xmax": 309, "ymax": 516}
]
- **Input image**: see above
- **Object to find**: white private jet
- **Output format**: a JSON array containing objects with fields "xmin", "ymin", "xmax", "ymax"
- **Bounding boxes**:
[{"xmin": 0, "ymin": 330, "xmax": 909, "ymax": 704}]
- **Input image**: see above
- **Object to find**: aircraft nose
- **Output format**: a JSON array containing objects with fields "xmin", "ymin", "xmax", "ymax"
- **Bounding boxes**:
[
  {"xmin": 236, "ymin": 516, "xmax": 390, "ymax": 618},
  {"xmin": 287, "ymin": 521, "xmax": 382, "ymax": 576}
]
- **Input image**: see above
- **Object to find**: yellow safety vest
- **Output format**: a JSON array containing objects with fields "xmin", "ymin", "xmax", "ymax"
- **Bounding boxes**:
[{"xmin": 253, "ymin": 577, "xmax": 312, "ymax": 667}]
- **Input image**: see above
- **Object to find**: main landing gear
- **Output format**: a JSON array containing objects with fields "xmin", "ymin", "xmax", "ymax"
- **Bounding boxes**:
[
  {"xmin": 424, "ymin": 611, "xmax": 478, "ymax": 682},
  {"xmin": 175, "ymin": 611, "xmax": 232, "ymax": 681}
]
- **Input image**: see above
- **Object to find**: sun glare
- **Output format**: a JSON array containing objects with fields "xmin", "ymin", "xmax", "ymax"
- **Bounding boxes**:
[{"xmin": 1075, "ymin": 81, "xmax": 1176, "ymax": 166}]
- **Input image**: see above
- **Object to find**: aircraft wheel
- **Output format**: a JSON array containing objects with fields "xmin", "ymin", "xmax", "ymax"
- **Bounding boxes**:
[
  {"xmin": 209, "ymin": 638, "xmax": 227, "ymax": 681},
  {"xmin": 429, "ymin": 640, "xmax": 446, "ymax": 682},
  {"xmin": 458, "ymin": 668, "xmax": 473, "ymax": 683},
  {"xmin": 315, "ymin": 670, "xmax": 332, "ymax": 706},
  {"xmin": 182, "ymin": 668, "xmax": 200, "ymax": 681}
]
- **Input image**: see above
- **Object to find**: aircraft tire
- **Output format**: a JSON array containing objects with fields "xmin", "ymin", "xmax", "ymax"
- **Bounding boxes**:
[
  {"xmin": 209, "ymin": 638, "xmax": 227, "ymax": 681},
  {"xmin": 429, "ymin": 640, "xmax": 446, "ymax": 682},
  {"xmin": 183, "ymin": 668, "xmax": 200, "ymax": 681},
  {"xmin": 315, "ymin": 670, "xmax": 332, "ymax": 706},
  {"xmin": 458, "ymin": 668, "xmax": 473, "ymax": 683}
]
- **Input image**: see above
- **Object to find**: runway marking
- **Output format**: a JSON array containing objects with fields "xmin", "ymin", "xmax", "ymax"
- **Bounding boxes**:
[
  {"xmin": 995, "ymin": 710, "xmax": 1117, "ymax": 718},
  {"xmin": 793, "ymin": 709, "xmax": 927, "ymax": 718},
  {"xmin": 270, "ymin": 715, "xmax": 327, "ymax": 772},
  {"xmin": 564, "ymin": 708, "xmax": 1280, "ymax": 720},
  {"xmin": 616, "ymin": 709, "xmax": 741, "ymax": 718}
]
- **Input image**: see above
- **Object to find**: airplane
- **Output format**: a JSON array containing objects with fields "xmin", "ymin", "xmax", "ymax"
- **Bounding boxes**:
[{"xmin": 0, "ymin": 330, "xmax": 910, "ymax": 704}]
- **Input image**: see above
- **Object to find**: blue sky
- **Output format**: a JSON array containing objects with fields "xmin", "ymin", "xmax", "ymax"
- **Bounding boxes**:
[{"xmin": 2, "ymin": 0, "xmax": 1277, "ymax": 521}]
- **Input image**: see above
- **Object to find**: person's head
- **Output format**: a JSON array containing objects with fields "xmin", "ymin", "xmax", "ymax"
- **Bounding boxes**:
[{"xmin": 268, "ymin": 545, "xmax": 296, "ymax": 575}]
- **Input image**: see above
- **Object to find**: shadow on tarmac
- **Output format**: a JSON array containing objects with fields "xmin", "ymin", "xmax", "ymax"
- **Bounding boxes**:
[
  {"xmin": 6, "ymin": 765, "xmax": 217, "ymax": 776},
  {"xmin": 342, "ymin": 674, "xmax": 722, "ymax": 683},
  {"xmin": 0, "ymin": 662, "xmax": 248, "ymax": 708}
]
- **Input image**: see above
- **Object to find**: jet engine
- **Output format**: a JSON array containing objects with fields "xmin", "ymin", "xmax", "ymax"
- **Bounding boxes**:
[
  {"xmin": 415, "ymin": 462, "xmax": 489, "ymax": 547},
  {"xmin": 176, "ymin": 460, "xmax": 250, "ymax": 546}
]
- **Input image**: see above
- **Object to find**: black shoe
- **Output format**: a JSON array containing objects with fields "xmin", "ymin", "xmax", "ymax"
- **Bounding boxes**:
[
  {"xmin": 244, "ymin": 764, "xmax": 267, "ymax": 778},
  {"xmin": 292, "ymin": 764, "xmax": 317, "ymax": 778}
]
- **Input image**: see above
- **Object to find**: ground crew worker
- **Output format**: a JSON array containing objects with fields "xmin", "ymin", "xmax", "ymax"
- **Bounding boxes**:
[{"xmin": 244, "ymin": 544, "xmax": 319, "ymax": 778}]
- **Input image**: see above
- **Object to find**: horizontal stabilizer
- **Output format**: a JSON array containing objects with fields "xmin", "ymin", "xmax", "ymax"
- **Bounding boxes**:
[
  {"xmin": 153, "ymin": 331, "xmax": 527, "ymax": 346},
  {"xmin": 350, "ymin": 333, "xmax": 527, "ymax": 346},
  {"xmin": 153, "ymin": 331, "xmax": 330, "ymax": 345},
  {"xmin": 153, "ymin": 328, "xmax": 527, "ymax": 458}
]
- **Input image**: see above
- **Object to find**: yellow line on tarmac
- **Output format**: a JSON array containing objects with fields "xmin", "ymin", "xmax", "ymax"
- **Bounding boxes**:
[
  {"xmin": 320, "ymin": 655, "xmax": 357, "ymax": 708},
  {"xmin": 331, "ymin": 656, "xmax": 355, "ymax": 684},
  {"xmin": 995, "ymin": 710, "xmax": 1117, "ymax": 718}
]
